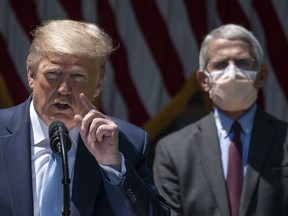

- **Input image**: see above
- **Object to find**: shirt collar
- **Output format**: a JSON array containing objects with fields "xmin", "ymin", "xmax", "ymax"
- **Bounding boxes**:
[
  {"xmin": 30, "ymin": 101, "xmax": 49, "ymax": 145},
  {"xmin": 29, "ymin": 101, "xmax": 79, "ymax": 146},
  {"xmin": 214, "ymin": 103, "xmax": 257, "ymax": 137}
]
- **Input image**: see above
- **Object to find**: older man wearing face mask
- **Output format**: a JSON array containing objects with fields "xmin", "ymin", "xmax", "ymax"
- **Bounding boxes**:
[{"xmin": 153, "ymin": 24, "xmax": 288, "ymax": 216}]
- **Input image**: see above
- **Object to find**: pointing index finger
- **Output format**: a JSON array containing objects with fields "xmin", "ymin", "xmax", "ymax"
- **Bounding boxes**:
[{"xmin": 79, "ymin": 93, "xmax": 96, "ymax": 111}]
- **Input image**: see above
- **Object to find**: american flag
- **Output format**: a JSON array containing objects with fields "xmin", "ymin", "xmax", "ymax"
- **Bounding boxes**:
[{"xmin": 1, "ymin": 0, "xmax": 288, "ymax": 142}]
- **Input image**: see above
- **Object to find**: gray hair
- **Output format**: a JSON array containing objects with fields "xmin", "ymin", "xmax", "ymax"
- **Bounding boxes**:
[
  {"xmin": 27, "ymin": 19, "xmax": 117, "ymax": 76},
  {"xmin": 199, "ymin": 24, "xmax": 264, "ymax": 70}
]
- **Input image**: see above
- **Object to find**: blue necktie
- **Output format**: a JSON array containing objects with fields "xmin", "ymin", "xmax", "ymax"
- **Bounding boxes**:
[{"xmin": 40, "ymin": 153, "xmax": 63, "ymax": 216}]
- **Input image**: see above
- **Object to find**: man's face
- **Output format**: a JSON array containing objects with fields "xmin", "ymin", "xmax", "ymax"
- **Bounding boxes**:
[
  {"xmin": 28, "ymin": 54, "xmax": 102, "ymax": 130},
  {"xmin": 202, "ymin": 38, "xmax": 266, "ymax": 91},
  {"xmin": 205, "ymin": 38, "xmax": 257, "ymax": 73}
]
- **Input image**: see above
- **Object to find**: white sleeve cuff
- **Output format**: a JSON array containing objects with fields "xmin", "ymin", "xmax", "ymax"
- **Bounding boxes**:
[{"xmin": 98, "ymin": 152, "xmax": 127, "ymax": 185}]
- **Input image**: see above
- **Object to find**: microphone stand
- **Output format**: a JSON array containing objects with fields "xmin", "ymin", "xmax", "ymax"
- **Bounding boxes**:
[
  {"xmin": 59, "ymin": 141, "xmax": 71, "ymax": 216},
  {"xmin": 49, "ymin": 121, "xmax": 71, "ymax": 216}
]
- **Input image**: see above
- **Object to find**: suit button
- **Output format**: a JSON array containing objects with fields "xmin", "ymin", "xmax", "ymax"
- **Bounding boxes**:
[
  {"xmin": 126, "ymin": 188, "xmax": 137, "ymax": 203},
  {"xmin": 130, "ymin": 194, "xmax": 136, "ymax": 203}
]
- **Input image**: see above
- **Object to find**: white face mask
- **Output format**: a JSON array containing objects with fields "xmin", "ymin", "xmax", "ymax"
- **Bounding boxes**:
[{"xmin": 205, "ymin": 64, "xmax": 258, "ymax": 111}]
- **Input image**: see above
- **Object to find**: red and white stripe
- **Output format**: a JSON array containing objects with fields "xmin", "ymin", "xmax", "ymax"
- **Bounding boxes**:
[{"xmin": 1, "ymin": 0, "xmax": 288, "ymax": 138}]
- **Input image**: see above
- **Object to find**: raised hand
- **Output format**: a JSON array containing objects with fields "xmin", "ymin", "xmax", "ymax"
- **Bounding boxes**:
[{"xmin": 74, "ymin": 93, "xmax": 121, "ymax": 171}]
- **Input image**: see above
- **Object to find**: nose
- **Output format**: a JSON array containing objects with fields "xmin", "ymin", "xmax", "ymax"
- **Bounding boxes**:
[
  {"xmin": 225, "ymin": 64, "xmax": 237, "ymax": 77},
  {"xmin": 225, "ymin": 64, "xmax": 250, "ymax": 80},
  {"xmin": 226, "ymin": 60, "xmax": 238, "ymax": 68},
  {"xmin": 57, "ymin": 80, "xmax": 71, "ymax": 95}
]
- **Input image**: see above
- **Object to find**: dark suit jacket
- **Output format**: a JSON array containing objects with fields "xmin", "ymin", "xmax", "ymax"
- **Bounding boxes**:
[
  {"xmin": 0, "ymin": 96, "xmax": 170, "ymax": 216},
  {"xmin": 153, "ymin": 108, "xmax": 288, "ymax": 216}
]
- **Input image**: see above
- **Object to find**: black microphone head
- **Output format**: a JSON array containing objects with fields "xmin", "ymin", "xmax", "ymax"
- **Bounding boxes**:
[{"xmin": 49, "ymin": 121, "xmax": 72, "ymax": 154}]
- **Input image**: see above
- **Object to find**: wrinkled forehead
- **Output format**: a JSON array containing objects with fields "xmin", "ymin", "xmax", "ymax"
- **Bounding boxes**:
[
  {"xmin": 41, "ymin": 53, "xmax": 99, "ymax": 68},
  {"xmin": 207, "ymin": 38, "xmax": 253, "ymax": 58}
]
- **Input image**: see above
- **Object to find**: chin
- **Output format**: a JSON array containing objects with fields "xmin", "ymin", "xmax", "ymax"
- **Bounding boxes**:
[{"xmin": 47, "ymin": 116, "xmax": 75, "ymax": 129}]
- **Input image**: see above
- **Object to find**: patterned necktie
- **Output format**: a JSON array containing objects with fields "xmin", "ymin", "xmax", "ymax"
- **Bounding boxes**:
[
  {"xmin": 227, "ymin": 121, "xmax": 243, "ymax": 216},
  {"xmin": 40, "ymin": 153, "xmax": 63, "ymax": 216}
]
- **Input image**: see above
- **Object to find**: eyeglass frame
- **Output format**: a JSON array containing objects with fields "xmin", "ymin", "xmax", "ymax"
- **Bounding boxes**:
[{"xmin": 204, "ymin": 57, "xmax": 259, "ymax": 73}]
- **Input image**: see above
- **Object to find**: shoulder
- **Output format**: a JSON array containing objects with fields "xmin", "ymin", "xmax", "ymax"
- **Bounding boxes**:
[
  {"xmin": 111, "ymin": 116, "xmax": 146, "ymax": 136},
  {"xmin": 109, "ymin": 116, "xmax": 148, "ymax": 165},
  {"xmin": 255, "ymin": 108, "xmax": 288, "ymax": 128},
  {"xmin": 0, "ymin": 98, "xmax": 31, "ymax": 135},
  {"xmin": 0, "ymin": 104, "xmax": 22, "ymax": 119},
  {"xmin": 153, "ymin": 113, "xmax": 216, "ymax": 173},
  {"xmin": 0, "ymin": 96, "xmax": 31, "ymax": 120},
  {"xmin": 254, "ymin": 108, "xmax": 288, "ymax": 141},
  {"xmin": 156, "ymin": 112, "xmax": 214, "ymax": 149},
  {"xmin": 110, "ymin": 116, "xmax": 147, "ymax": 144}
]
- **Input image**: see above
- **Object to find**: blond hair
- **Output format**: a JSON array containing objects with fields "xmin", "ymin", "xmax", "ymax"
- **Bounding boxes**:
[{"xmin": 27, "ymin": 19, "xmax": 117, "ymax": 77}]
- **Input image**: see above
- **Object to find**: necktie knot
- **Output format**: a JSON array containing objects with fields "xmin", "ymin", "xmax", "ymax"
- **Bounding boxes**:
[
  {"xmin": 232, "ymin": 121, "xmax": 242, "ymax": 133},
  {"xmin": 231, "ymin": 121, "xmax": 242, "ymax": 154}
]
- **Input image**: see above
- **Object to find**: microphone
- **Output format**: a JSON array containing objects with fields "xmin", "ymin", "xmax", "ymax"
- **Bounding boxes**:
[
  {"xmin": 49, "ymin": 121, "xmax": 72, "ymax": 154},
  {"xmin": 48, "ymin": 121, "xmax": 71, "ymax": 216}
]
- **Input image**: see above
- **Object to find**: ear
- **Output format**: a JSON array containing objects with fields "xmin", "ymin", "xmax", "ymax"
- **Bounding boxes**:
[
  {"xmin": 93, "ymin": 77, "xmax": 105, "ymax": 98},
  {"xmin": 196, "ymin": 69, "xmax": 210, "ymax": 92},
  {"xmin": 27, "ymin": 66, "xmax": 35, "ymax": 90},
  {"xmin": 255, "ymin": 64, "xmax": 268, "ymax": 89}
]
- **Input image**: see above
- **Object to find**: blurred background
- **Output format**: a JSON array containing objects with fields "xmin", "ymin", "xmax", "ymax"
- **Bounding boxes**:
[{"xmin": 1, "ymin": 0, "xmax": 288, "ymax": 168}]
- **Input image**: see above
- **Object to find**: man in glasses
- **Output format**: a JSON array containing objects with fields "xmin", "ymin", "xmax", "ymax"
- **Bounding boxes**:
[{"xmin": 153, "ymin": 24, "xmax": 288, "ymax": 216}]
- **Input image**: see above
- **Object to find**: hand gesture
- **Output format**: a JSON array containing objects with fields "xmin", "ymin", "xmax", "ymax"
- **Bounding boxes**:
[{"xmin": 74, "ymin": 93, "xmax": 121, "ymax": 171}]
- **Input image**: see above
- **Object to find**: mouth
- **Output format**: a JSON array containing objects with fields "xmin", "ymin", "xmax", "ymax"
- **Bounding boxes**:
[{"xmin": 53, "ymin": 102, "xmax": 71, "ymax": 111}]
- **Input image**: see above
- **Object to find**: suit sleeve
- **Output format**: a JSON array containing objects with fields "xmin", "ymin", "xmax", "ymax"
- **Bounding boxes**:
[
  {"xmin": 153, "ymin": 139, "xmax": 184, "ymax": 216},
  {"xmin": 102, "ymin": 121, "xmax": 170, "ymax": 216}
]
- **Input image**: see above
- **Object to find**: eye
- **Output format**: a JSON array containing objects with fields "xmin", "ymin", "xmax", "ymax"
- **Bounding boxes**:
[
  {"xmin": 45, "ymin": 71, "xmax": 60, "ymax": 80},
  {"xmin": 72, "ymin": 73, "xmax": 87, "ymax": 82},
  {"xmin": 207, "ymin": 60, "xmax": 228, "ymax": 71},
  {"xmin": 213, "ymin": 61, "xmax": 228, "ymax": 70},
  {"xmin": 235, "ymin": 58, "xmax": 255, "ymax": 69}
]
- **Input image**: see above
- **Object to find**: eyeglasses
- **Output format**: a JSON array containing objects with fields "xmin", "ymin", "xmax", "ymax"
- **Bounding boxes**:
[
  {"xmin": 206, "ymin": 58, "xmax": 257, "ymax": 72},
  {"xmin": 204, "ymin": 63, "xmax": 258, "ymax": 81}
]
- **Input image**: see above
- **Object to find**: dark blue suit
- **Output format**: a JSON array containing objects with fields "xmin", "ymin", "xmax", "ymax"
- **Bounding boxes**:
[{"xmin": 0, "ymin": 96, "xmax": 170, "ymax": 215}]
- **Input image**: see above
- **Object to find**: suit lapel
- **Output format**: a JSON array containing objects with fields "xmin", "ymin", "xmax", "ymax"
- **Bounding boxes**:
[
  {"xmin": 0, "ymin": 109, "xmax": 34, "ymax": 215},
  {"xmin": 196, "ymin": 113, "xmax": 231, "ymax": 216},
  {"xmin": 0, "ymin": 96, "xmax": 103, "ymax": 215},
  {"xmin": 240, "ymin": 109, "xmax": 275, "ymax": 216},
  {"xmin": 71, "ymin": 138, "xmax": 102, "ymax": 215}
]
